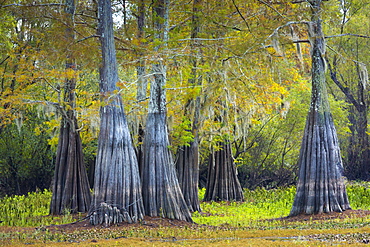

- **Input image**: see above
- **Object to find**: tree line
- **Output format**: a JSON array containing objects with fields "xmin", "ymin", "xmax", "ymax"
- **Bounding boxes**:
[{"xmin": 0, "ymin": 0, "xmax": 368, "ymax": 223}]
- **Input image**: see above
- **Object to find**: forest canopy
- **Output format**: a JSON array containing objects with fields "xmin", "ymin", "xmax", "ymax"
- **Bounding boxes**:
[{"xmin": 0, "ymin": 0, "xmax": 369, "ymax": 197}]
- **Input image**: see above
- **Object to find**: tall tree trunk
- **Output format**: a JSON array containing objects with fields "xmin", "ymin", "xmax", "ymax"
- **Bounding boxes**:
[
  {"xmin": 136, "ymin": 0, "xmax": 147, "ymax": 102},
  {"xmin": 175, "ymin": 141, "xmax": 201, "ymax": 212},
  {"xmin": 50, "ymin": 0, "xmax": 91, "ymax": 215},
  {"xmin": 135, "ymin": 0, "xmax": 146, "ymax": 175},
  {"xmin": 204, "ymin": 142, "xmax": 244, "ymax": 202},
  {"xmin": 347, "ymin": 104, "xmax": 369, "ymax": 180},
  {"xmin": 141, "ymin": 0, "xmax": 192, "ymax": 222},
  {"xmin": 327, "ymin": 49, "xmax": 370, "ymax": 181},
  {"xmin": 89, "ymin": 0, "xmax": 144, "ymax": 225},
  {"xmin": 175, "ymin": 0, "xmax": 202, "ymax": 213},
  {"xmin": 290, "ymin": 0, "xmax": 350, "ymax": 216}
]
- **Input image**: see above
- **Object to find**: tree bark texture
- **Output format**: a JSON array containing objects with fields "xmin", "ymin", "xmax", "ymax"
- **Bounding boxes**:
[
  {"xmin": 50, "ymin": 0, "xmax": 91, "ymax": 215},
  {"xmin": 140, "ymin": 0, "xmax": 192, "ymax": 222},
  {"xmin": 175, "ymin": 0, "xmax": 202, "ymax": 213},
  {"xmin": 328, "ymin": 58, "xmax": 370, "ymax": 180},
  {"xmin": 290, "ymin": 0, "xmax": 350, "ymax": 216},
  {"xmin": 175, "ymin": 141, "xmax": 201, "ymax": 212},
  {"xmin": 135, "ymin": 0, "xmax": 146, "ymax": 175},
  {"xmin": 142, "ymin": 110, "xmax": 192, "ymax": 222},
  {"xmin": 50, "ymin": 117, "xmax": 92, "ymax": 214},
  {"xmin": 90, "ymin": 0, "xmax": 144, "ymax": 225},
  {"xmin": 204, "ymin": 142, "xmax": 244, "ymax": 202},
  {"xmin": 346, "ymin": 105, "xmax": 370, "ymax": 180},
  {"xmin": 136, "ymin": 0, "xmax": 148, "ymax": 102}
]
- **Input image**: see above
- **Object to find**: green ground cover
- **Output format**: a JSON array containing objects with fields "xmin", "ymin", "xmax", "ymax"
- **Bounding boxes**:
[{"xmin": 1, "ymin": 182, "xmax": 370, "ymax": 246}]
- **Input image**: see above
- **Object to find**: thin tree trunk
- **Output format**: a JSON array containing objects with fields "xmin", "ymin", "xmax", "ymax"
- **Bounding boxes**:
[
  {"xmin": 175, "ymin": 0, "xmax": 202, "ymax": 213},
  {"xmin": 136, "ymin": 0, "xmax": 147, "ymax": 102},
  {"xmin": 89, "ymin": 0, "xmax": 144, "ymax": 225},
  {"xmin": 135, "ymin": 0, "xmax": 146, "ymax": 175},
  {"xmin": 204, "ymin": 142, "xmax": 244, "ymax": 202},
  {"xmin": 290, "ymin": 0, "xmax": 350, "ymax": 216},
  {"xmin": 327, "ymin": 56, "xmax": 370, "ymax": 180},
  {"xmin": 347, "ymin": 105, "xmax": 369, "ymax": 180},
  {"xmin": 50, "ymin": 0, "xmax": 91, "ymax": 215}
]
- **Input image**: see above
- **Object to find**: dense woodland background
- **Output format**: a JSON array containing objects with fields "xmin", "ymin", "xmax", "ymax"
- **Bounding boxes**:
[{"xmin": 0, "ymin": 0, "xmax": 369, "ymax": 198}]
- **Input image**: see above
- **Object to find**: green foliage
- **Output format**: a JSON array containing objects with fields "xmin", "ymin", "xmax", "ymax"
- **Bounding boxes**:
[
  {"xmin": 0, "ymin": 190, "xmax": 73, "ymax": 227},
  {"xmin": 346, "ymin": 181, "xmax": 370, "ymax": 210},
  {"xmin": 194, "ymin": 184, "xmax": 370, "ymax": 228},
  {"xmin": 194, "ymin": 187, "xmax": 295, "ymax": 227},
  {"xmin": 171, "ymin": 117, "xmax": 194, "ymax": 149},
  {"xmin": 1, "ymin": 183, "xmax": 370, "ymax": 246},
  {"xmin": 0, "ymin": 109, "xmax": 55, "ymax": 196}
]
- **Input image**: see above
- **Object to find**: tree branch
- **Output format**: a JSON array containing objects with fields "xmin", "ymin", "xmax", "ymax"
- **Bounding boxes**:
[
  {"xmin": 257, "ymin": 0, "xmax": 286, "ymax": 18},
  {"xmin": 325, "ymin": 33, "xmax": 370, "ymax": 39},
  {"xmin": 1, "ymin": 3, "xmax": 64, "ymax": 8},
  {"xmin": 76, "ymin": 35, "xmax": 99, "ymax": 43},
  {"xmin": 231, "ymin": 0, "xmax": 250, "ymax": 32},
  {"xmin": 0, "ymin": 55, "xmax": 10, "ymax": 66},
  {"xmin": 326, "ymin": 56, "xmax": 361, "ymax": 111}
]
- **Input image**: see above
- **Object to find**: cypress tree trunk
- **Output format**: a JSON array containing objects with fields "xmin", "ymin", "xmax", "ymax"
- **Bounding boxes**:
[
  {"xmin": 347, "ymin": 105, "xmax": 369, "ymax": 180},
  {"xmin": 141, "ymin": 0, "xmax": 192, "ymax": 222},
  {"xmin": 135, "ymin": 0, "xmax": 147, "ymax": 175},
  {"xmin": 328, "ymin": 51, "xmax": 370, "ymax": 181},
  {"xmin": 175, "ymin": 140, "xmax": 201, "ymax": 212},
  {"xmin": 50, "ymin": 117, "xmax": 92, "ymax": 214},
  {"xmin": 50, "ymin": 0, "xmax": 91, "ymax": 215},
  {"xmin": 290, "ymin": 0, "xmax": 350, "ymax": 216},
  {"xmin": 175, "ymin": 0, "xmax": 202, "ymax": 213},
  {"xmin": 204, "ymin": 142, "xmax": 244, "ymax": 202},
  {"xmin": 136, "ymin": 0, "xmax": 147, "ymax": 102},
  {"xmin": 89, "ymin": 0, "xmax": 144, "ymax": 225},
  {"xmin": 142, "ymin": 103, "xmax": 192, "ymax": 222},
  {"xmin": 330, "ymin": 73, "xmax": 369, "ymax": 180}
]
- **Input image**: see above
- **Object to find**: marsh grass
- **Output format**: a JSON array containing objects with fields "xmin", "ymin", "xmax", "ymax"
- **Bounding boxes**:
[
  {"xmin": 1, "ymin": 183, "xmax": 370, "ymax": 246},
  {"xmin": 0, "ymin": 190, "xmax": 73, "ymax": 227},
  {"xmin": 1, "ymin": 183, "xmax": 370, "ymax": 228}
]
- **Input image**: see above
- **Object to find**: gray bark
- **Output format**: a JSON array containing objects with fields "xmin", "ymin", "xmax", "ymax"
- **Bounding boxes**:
[
  {"xmin": 175, "ymin": 0, "xmax": 202, "ymax": 213},
  {"xmin": 135, "ymin": 0, "xmax": 146, "ymax": 174},
  {"xmin": 89, "ymin": 0, "xmax": 144, "ymax": 225},
  {"xmin": 136, "ymin": 0, "xmax": 148, "ymax": 102},
  {"xmin": 328, "ymin": 59, "xmax": 370, "ymax": 180},
  {"xmin": 175, "ymin": 140, "xmax": 201, "ymax": 212},
  {"xmin": 204, "ymin": 142, "xmax": 244, "ymax": 202},
  {"xmin": 290, "ymin": 0, "xmax": 350, "ymax": 216},
  {"xmin": 50, "ymin": 0, "xmax": 91, "ymax": 215},
  {"xmin": 140, "ymin": 0, "xmax": 192, "ymax": 222}
]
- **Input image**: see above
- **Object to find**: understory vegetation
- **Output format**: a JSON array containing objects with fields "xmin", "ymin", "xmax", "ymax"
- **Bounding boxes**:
[{"xmin": 1, "ymin": 182, "xmax": 370, "ymax": 246}]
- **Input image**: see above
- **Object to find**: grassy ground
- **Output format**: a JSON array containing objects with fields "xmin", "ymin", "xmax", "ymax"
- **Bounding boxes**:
[{"xmin": 1, "ymin": 183, "xmax": 370, "ymax": 246}]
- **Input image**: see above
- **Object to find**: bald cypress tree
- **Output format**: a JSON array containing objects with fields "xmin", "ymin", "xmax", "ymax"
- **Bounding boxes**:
[
  {"xmin": 140, "ymin": 0, "xmax": 192, "ymax": 222},
  {"xmin": 290, "ymin": 0, "xmax": 351, "ymax": 216},
  {"xmin": 204, "ymin": 142, "xmax": 244, "ymax": 202},
  {"xmin": 50, "ymin": 0, "xmax": 91, "ymax": 215},
  {"xmin": 89, "ymin": 0, "xmax": 144, "ymax": 225},
  {"xmin": 175, "ymin": 0, "xmax": 202, "ymax": 213}
]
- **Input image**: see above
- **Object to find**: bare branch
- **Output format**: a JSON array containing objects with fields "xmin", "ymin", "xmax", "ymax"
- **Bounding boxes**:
[
  {"xmin": 169, "ymin": 17, "xmax": 191, "ymax": 31},
  {"xmin": 267, "ymin": 21, "xmax": 310, "ymax": 41},
  {"xmin": 231, "ymin": 0, "xmax": 250, "ymax": 32},
  {"xmin": 23, "ymin": 99, "xmax": 60, "ymax": 107},
  {"xmin": 76, "ymin": 35, "xmax": 99, "ymax": 43},
  {"xmin": 0, "ymin": 55, "xmax": 10, "ymax": 66},
  {"xmin": 257, "ymin": 0, "xmax": 286, "ymax": 18},
  {"xmin": 177, "ymin": 37, "xmax": 238, "ymax": 42},
  {"xmin": 1, "ymin": 3, "xmax": 64, "ymax": 8},
  {"xmin": 326, "ymin": 33, "xmax": 370, "ymax": 39},
  {"xmin": 326, "ymin": 56, "xmax": 361, "ymax": 111},
  {"xmin": 291, "ymin": 0, "xmax": 308, "ymax": 3}
]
